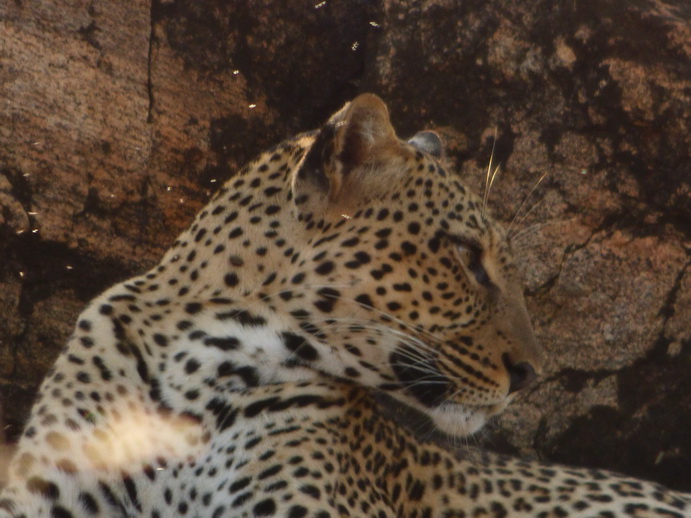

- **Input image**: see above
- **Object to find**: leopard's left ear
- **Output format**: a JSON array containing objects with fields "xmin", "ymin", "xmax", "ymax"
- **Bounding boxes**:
[{"xmin": 294, "ymin": 94, "xmax": 404, "ymax": 210}]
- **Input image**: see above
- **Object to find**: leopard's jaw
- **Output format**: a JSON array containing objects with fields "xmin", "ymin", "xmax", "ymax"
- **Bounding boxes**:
[{"xmin": 430, "ymin": 400, "xmax": 510, "ymax": 437}]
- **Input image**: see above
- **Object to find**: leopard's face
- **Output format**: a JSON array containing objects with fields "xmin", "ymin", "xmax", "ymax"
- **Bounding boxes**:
[{"xmin": 268, "ymin": 95, "xmax": 543, "ymax": 436}]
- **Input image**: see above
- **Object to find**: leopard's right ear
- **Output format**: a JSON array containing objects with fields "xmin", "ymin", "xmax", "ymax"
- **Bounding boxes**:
[
  {"xmin": 408, "ymin": 131, "xmax": 444, "ymax": 159},
  {"xmin": 293, "ymin": 94, "xmax": 404, "ymax": 214}
]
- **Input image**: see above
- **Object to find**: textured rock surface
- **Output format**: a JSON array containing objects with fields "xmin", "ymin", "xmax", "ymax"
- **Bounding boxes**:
[{"xmin": 1, "ymin": 0, "xmax": 689, "ymax": 490}]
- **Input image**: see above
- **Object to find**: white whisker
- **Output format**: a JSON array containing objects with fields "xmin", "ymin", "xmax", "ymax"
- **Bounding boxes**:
[{"xmin": 507, "ymin": 171, "xmax": 548, "ymax": 238}]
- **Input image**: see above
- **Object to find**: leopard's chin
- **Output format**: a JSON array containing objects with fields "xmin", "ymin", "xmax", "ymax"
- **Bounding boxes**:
[{"xmin": 430, "ymin": 400, "xmax": 509, "ymax": 437}]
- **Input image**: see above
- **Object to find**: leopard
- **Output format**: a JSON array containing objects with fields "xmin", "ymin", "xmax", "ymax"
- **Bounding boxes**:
[{"xmin": 0, "ymin": 94, "xmax": 688, "ymax": 517}]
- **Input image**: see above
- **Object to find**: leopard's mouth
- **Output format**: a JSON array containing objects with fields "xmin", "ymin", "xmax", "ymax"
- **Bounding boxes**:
[{"xmin": 429, "ymin": 399, "xmax": 509, "ymax": 437}]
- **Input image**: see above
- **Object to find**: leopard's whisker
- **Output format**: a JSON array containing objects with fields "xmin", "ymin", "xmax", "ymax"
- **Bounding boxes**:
[
  {"xmin": 482, "ymin": 128, "xmax": 499, "ymax": 218},
  {"xmin": 509, "ymin": 191, "xmax": 549, "ymax": 241},
  {"xmin": 511, "ymin": 216, "xmax": 579, "ymax": 248},
  {"xmin": 507, "ymin": 171, "xmax": 549, "ymax": 239}
]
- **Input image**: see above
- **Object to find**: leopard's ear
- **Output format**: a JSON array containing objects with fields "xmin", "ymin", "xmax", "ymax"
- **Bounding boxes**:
[
  {"xmin": 294, "ymin": 94, "xmax": 404, "ymax": 211},
  {"xmin": 408, "ymin": 131, "xmax": 444, "ymax": 159}
]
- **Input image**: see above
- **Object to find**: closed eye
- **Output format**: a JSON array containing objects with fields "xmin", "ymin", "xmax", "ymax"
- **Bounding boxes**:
[
  {"xmin": 465, "ymin": 244, "xmax": 491, "ymax": 286},
  {"xmin": 447, "ymin": 235, "xmax": 493, "ymax": 288}
]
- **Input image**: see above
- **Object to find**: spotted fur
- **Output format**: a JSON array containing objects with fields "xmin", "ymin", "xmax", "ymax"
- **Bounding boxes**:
[{"xmin": 0, "ymin": 95, "xmax": 688, "ymax": 517}]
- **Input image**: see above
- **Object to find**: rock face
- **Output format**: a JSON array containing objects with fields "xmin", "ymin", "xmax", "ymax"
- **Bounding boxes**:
[{"xmin": 1, "ymin": 0, "xmax": 689, "ymax": 491}]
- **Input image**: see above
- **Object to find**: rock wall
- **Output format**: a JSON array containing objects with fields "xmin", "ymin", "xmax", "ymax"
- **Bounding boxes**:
[{"xmin": 1, "ymin": 0, "xmax": 689, "ymax": 491}]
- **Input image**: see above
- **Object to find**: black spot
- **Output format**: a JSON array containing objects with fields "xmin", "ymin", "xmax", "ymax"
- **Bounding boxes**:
[
  {"xmin": 401, "ymin": 241, "xmax": 417, "ymax": 255},
  {"xmin": 218, "ymin": 363, "xmax": 259, "ymax": 386},
  {"xmin": 282, "ymin": 332, "xmax": 319, "ymax": 361},
  {"xmin": 224, "ymin": 272, "xmax": 240, "ymax": 287},
  {"xmin": 244, "ymin": 397, "xmax": 281, "ymax": 418},
  {"xmin": 78, "ymin": 492, "xmax": 99, "ymax": 514},
  {"xmin": 229, "ymin": 477, "xmax": 251, "ymax": 493},
  {"xmin": 50, "ymin": 506, "xmax": 73, "ymax": 518},
  {"xmin": 78, "ymin": 320, "xmax": 92, "ymax": 331},
  {"xmin": 299, "ymin": 484, "xmax": 321, "ymax": 499},
  {"xmin": 370, "ymin": 268, "xmax": 385, "ymax": 280},
  {"xmin": 229, "ymin": 255, "xmax": 245, "ymax": 266},
  {"xmin": 99, "ymin": 304, "xmax": 113, "ymax": 316},
  {"xmin": 189, "ymin": 330, "xmax": 206, "ymax": 341},
  {"xmin": 386, "ymin": 301, "xmax": 402, "ymax": 311},
  {"xmin": 275, "ymin": 395, "xmax": 335, "ymax": 413},
  {"xmin": 258, "ymin": 464, "xmax": 283, "ymax": 480},
  {"xmin": 313, "ymin": 298, "xmax": 335, "ymax": 313},
  {"xmin": 194, "ymin": 228, "xmax": 207, "ymax": 243},
  {"xmin": 344, "ymin": 367, "xmax": 360, "ymax": 377},
  {"xmin": 264, "ymin": 186, "xmax": 281, "ymax": 196},
  {"xmin": 27, "ymin": 477, "xmax": 60, "ymax": 499},
  {"xmin": 143, "ymin": 464, "xmax": 156, "ymax": 481},
  {"xmin": 341, "ymin": 237, "xmax": 359, "ymax": 247},
  {"xmin": 92, "ymin": 357, "xmax": 112, "ymax": 381},
  {"xmin": 96, "ymin": 481, "xmax": 121, "ymax": 510},
  {"xmin": 122, "ymin": 475, "xmax": 142, "ymax": 512},
  {"xmin": 408, "ymin": 479, "xmax": 426, "ymax": 501},
  {"xmin": 253, "ymin": 498, "xmax": 276, "ymax": 516},
  {"xmin": 315, "ymin": 261, "xmax": 335, "ymax": 275},
  {"xmin": 279, "ymin": 291, "xmax": 293, "ymax": 301},
  {"xmin": 217, "ymin": 310, "xmax": 267, "ymax": 327},
  {"xmin": 68, "ymin": 355, "xmax": 85, "ymax": 365},
  {"xmin": 228, "ymin": 227, "xmax": 243, "ymax": 239},
  {"xmin": 126, "ymin": 343, "xmax": 150, "ymax": 383},
  {"xmin": 153, "ymin": 334, "xmax": 168, "ymax": 347},
  {"xmin": 185, "ymin": 359, "xmax": 200, "ymax": 374},
  {"xmin": 265, "ymin": 480, "xmax": 288, "ymax": 492},
  {"xmin": 184, "ymin": 389, "xmax": 199, "ymax": 400},
  {"xmin": 354, "ymin": 251, "xmax": 371, "ymax": 264},
  {"xmin": 313, "ymin": 287, "xmax": 340, "ymax": 313},
  {"xmin": 204, "ymin": 336, "xmax": 241, "ymax": 351},
  {"xmin": 291, "ymin": 272, "xmax": 306, "ymax": 284},
  {"xmin": 177, "ymin": 320, "xmax": 193, "ymax": 331},
  {"xmin": 288, "ymin": 505, "xmax": 308, "ymax": 518},
  {"xmin": 355, "ymin": 294, "xmax": 374, "ymax": 308},
  {"xmin": 262, "ymin": 272, "xmax": 277, "ymax": 286},
  {"xmin": 265, "ymin": 205, "xmax": 280, "ymax": 215},
  {"xmin": 245, "ymin": 436, "xmax": 262, "ymax": 449},
  {"xmin": 185, "ymin": 302, "xmax": 203, "ymax": 314},
  {"xmin": 428, "ymin": 236, "xmax": 441, "ymax": 253}
]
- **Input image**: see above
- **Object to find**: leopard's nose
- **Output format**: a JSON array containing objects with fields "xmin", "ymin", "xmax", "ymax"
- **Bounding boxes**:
[{"xmin": 502, "ymin": 353, "xmax": 537, "ymax": 394}]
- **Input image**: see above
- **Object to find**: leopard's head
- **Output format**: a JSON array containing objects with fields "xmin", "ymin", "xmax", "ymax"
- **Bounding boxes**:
[{"xmin": 279, "ymin": 94, "xmax": 543, "ymax": 435}]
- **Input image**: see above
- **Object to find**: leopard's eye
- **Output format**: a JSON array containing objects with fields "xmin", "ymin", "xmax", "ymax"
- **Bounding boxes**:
[{"xmin": 456, "ymin": 241, "xmax": 492, "ymax": 288}]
